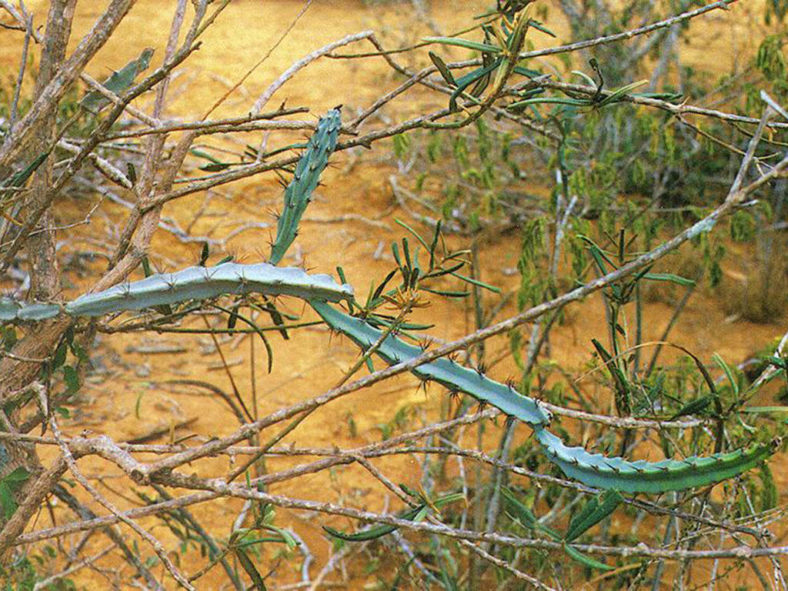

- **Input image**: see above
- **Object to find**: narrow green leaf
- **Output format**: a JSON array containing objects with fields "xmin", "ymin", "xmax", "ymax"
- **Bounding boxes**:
[
  {"xmin": 126, "ymin": 162, "xmax": 137, "ymax": 185},
  {"xmin": 235, "ymin": 548, "xmax": 267, "ymax": 590},
  {"xmin": 322, "ymin": 492, "xmax": 462, "ymax": 542},
  {"xmin": 563, "ymin": 543, "xmax": 615, "ymax": 571},
  {"xmin": 429, "ymin": 51, "xmax": 457, "ymax": 86},
  {"xmin": 323, "ymin": 506, "xmax": 422, "ymax": 542},
  {"xmin": 394, "ymin": 219, "xmax": 431, "ymax": 251},
  {"xmin": 1, "ymin": 152, "xmax": 50, "ymax": 190},
  {"xmin": 670, "ymin": 395, "xmax": 712, "ymax": 420},
  {"xmin": 591, "ymin": 338, "xmax": 629, "ymax": 398},
  {"xmin": 449, "ymin": 58, "xmax": 502, "ymax": 111},
  {"xmin": 527, "ymin": 19, "xmax": 556, "ymax": 37},
  {"xmin": 642, "ymin": 273, "xmax": 696, "ymax": 287},
  {"xmin": 768, "ymin": 356, "xmax": 787, "ymax": 370},
  {"xmin": 422, "ymin": 288, "xmax": 469, "ymax": 298},
  {"xmin": 449, "ymin": 272, "xmax": 501, "ymax": 293},
  {"xmin": 264, "ymin": 525, "xmax": 299, "ymax": 550},
  {"xmin": 200, "ymin": 162, "xmax": 232, "ymax": 172},
  {"xmin": 502, "ymin": 488, "xmax": 561, "ymax": 540},
  {"xmin": 632, "ymin": 92, "xmax": 682, "ymax": 101},
  {"xmin": 507, "ymin": 97, "xmax": 591, "ymax": 110},
  {"xmin": 571, "ymin": 70, "xmax": 598, "ymax": 87},
  {"xmin": 63, "ymin": 366, "xmax": 80, "ymax": 394},
  {"xmin": 190, "ymin": 148, "xmax": 224, "ymax": 164},
  {"xmin": 513, "ymin": 65, "xmax": 542, "ymax": 78},
  {"xmin": 423, "ymin": 36, "xmax": 502, "ymax": 54},
  {"xmin": 712, "ymin": 353, "xmax": 739, "ymax": 397},
  {"xmin": 141, "ymin": 257, "xmax": 154, "ymax": 277},
  {"xmin": 565, "ymin": 491, "xmax": 623, "ymax": 542},
  {"xmin": 424, "ymin": 262, "xmax": 464, "ymax": 280},
  {"xmin": 0, "ymin": 482, "xmax": 16, "ymax": 519},
  {"xmin": 565, "ymin": 497, "xmax": 599, "ymax": 541},
  {"xmin": 597, "ymin": 80, "xmax": 648, "ymax": 106},
  {"xmin": 53, "ymin": 341, "xmax": 68, "ymax": 369}
]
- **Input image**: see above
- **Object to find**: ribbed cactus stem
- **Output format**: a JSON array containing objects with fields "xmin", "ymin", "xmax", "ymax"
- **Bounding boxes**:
[
  {"xmin": 310, "ymin": 300, "xmax": 551, "ymax": 427},
  {"xmin": 0, "ymin": 263, "xmax": 352, "ymax": 321},
  {"xmin": 534, "ymin": 428, "xmax": 776, "ymax": 493},
  {"xmin": 269, "ymin": 107, "xmax": 342, "ymax": 265},
  {"xmin": 311, "ymin": 300, "xmax": 775, "ymax": 493}
]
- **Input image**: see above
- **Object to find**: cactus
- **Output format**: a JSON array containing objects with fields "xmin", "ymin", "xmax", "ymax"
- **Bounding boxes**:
[
  {"xmin": 269, "ymin": 107, "xmax": 342, "ymax": 265},
  {"xmin": 0, "ymin": 90, "xmax": 771, "ymax": 496},
  {"xmin": 81, "ymin": 48, "xmax": 155, "ymax": 114},
  {"xmin": 6, "ymin": 280, "xmax": 768, "ymax": 494},
  {"xmin": 0, "ymin": 299, "xmax": 61, "ymax": 321},
  {"xmin": 534, "ymin": 428, "xmax": 776, "ymax": 494},
  {"xmin": 311, "ymin": 300, "xmax": 774, "ymax": 493},
  {"xmin": 0, "ymin": 263, "xmax": 352, "ymax": 322},
  {"xmin": 310, "ymin": 300, "xmax": 551, "ymax": 427}
]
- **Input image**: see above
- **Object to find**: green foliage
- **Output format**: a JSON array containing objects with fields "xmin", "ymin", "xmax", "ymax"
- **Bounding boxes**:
[
  {"xmin": 765, "ymin": 0, "xmax": 788, "ymax": 24},
  {"xmin": 730, "ymin": 210, "xmax": 757, "ymax": 242},
  {"xmin": 756, "ymin": 36, "xmax": 786, "ymax": 82},
  {"xmin": 503, "ymin": 487, "xmax": 619, "ymax": 571},
  {"xmin": 0, "ymin": 467, "xmax": 29, "ymax": 519},
  {"xmin": 323, "ymin": 492, "xmax": 463, "ymax": 542},
  {"xmin": 0, "ymin": 549, "xmax": 77, "ymax": 591}
]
